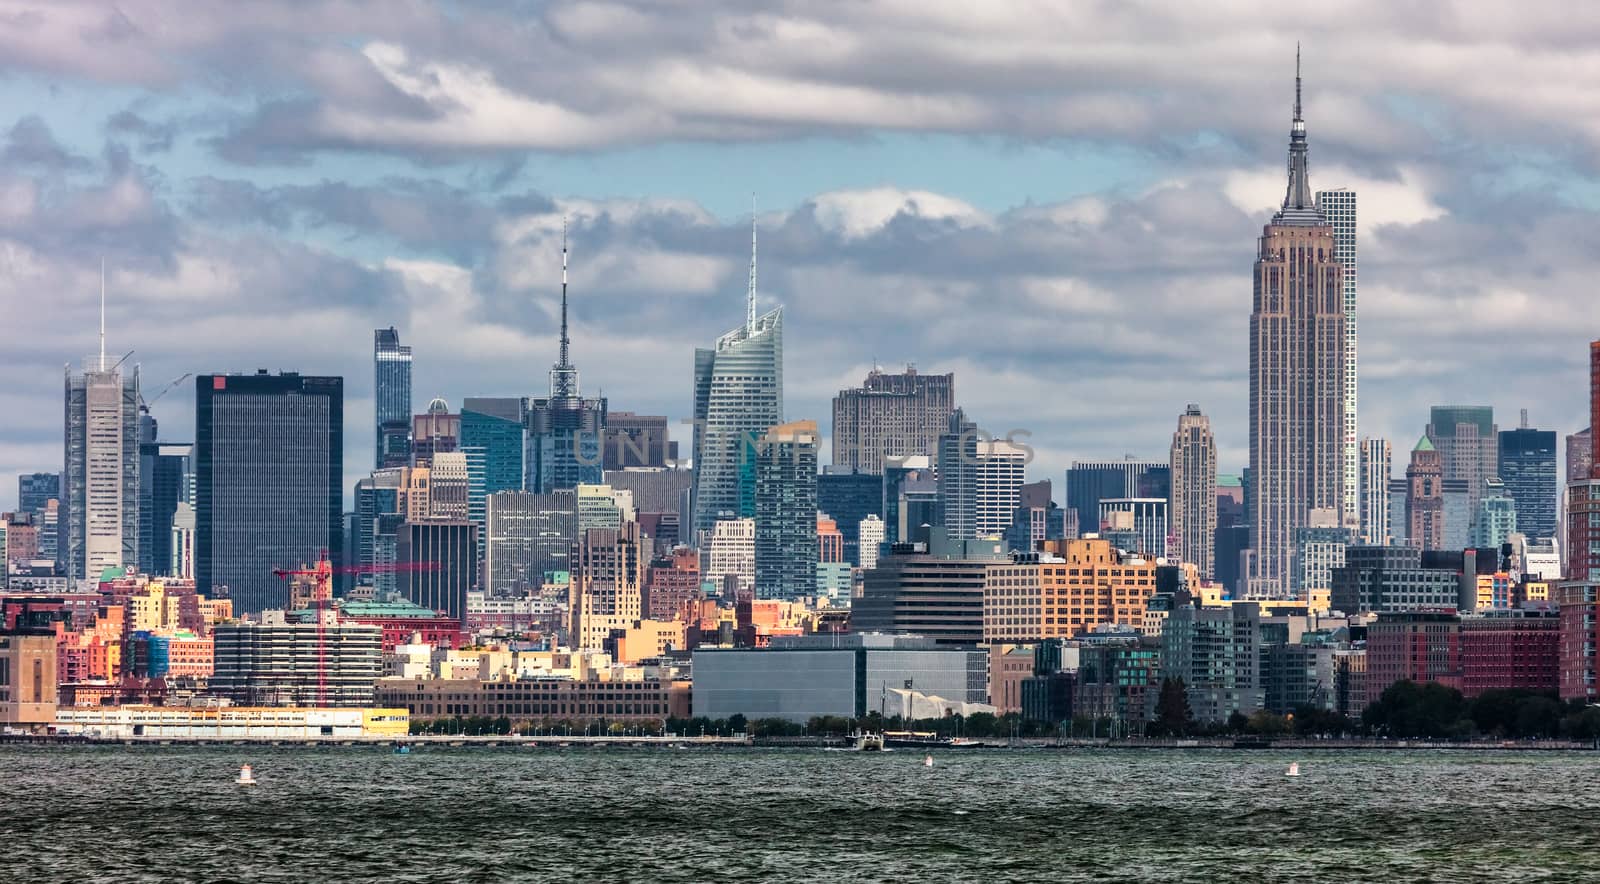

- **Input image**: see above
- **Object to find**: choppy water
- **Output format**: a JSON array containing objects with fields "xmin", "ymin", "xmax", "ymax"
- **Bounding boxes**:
[{"xmin": 2, "ymin": 745, "xmax": 1596, "ymax": 882}]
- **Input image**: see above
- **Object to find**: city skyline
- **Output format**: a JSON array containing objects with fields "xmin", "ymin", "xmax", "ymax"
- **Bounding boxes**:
[{"xmin": 3, "ymin": 7, "xmax": 1600, "ymax": 512}]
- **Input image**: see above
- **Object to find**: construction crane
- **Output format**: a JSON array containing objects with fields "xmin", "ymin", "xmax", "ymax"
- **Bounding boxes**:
[
  {"xmin": 142, "ymin": 372, "xmax": 192, "ymax": 409},
  {"xmin": 272, "ymin": 553, "xmax": 440, "ymax": 707}
]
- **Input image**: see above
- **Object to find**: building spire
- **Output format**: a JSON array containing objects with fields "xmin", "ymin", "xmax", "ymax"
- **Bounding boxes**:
[
  {"xmin": 1276, "ymin": 42, "xmax": 1319, "ymax": 223},
  {"xmin": 746, "ymin": 193, "xmax": 758, "ymax": 334},
  {"xmin": 550, "ymin": 217, "xmax": 579, "ymax": 399},
  {"xmin": 99, "ymin": 257, "xmax": 106, "ymax": 365}
]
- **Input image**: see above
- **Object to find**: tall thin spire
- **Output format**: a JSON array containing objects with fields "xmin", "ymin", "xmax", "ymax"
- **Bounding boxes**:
[
  {"xmin": 550, "ymin": 217, "xmax": 579, "ymax": 399},
  {"xmin": 99, "ymin": 257, "xmax": 106, "ymax": 365},
  {"xmin": 1276, "ymin": 42, "xmax": 1319, "ymax": 223},
  {"xmin": 746, "ymin": 193, "xmax": 758, "ymax": 334}
]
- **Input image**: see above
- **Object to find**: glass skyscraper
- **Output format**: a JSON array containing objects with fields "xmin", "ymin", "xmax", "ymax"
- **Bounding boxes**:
[
  {"xmin": 1498, "ymin": 427, "xmax": 1557, "ymax": 542},
  {"xmin": 373, "ymin": 327, "xmax": 412, "ymax": 468},
  {"xmin": 138, "ymin": 442, "xmax": 192, "ymax": 576},
  {"xmin": 754, "ymin": 421, "xmax": 818, "ymax": 600},
  {"xmin": 195, "ymin": 372, "xmax": 343, "ymax": 614},
  {"xmin": 691, "ymin": 215, "xmax": 783, "ymax": 536},
  {"xmin": 63, "ymin": 354, "xmax": 140, "ymax": 582}
]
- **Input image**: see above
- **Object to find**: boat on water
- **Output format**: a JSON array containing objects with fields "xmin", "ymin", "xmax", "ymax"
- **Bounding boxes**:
[
  {"xmin": 855, "ymin": 732, "xmax": 886, "ymax": 752},
  {"xmin": 1286, "ymin": 762, "xmax": 1301, "ymax": 777},
  {"xmin": 923, "ymin": 755, "xmax": 934, "ymax": 768},
  {"xmin": 393, "ymin": 741, "xmax": 411, "ymax": 756},
  {"xmin": 236, "ymin": 765, "xmax": 257, "ymax": 786}
]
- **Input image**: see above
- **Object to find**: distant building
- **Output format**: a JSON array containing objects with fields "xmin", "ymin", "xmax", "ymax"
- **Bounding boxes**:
[
  {"xmin": 1426, "ymin": 405, "xmax": 1498, "ymax": 512},
  {"xmin": 1472, "ymin": 478, "xmax": 1518, "ymax": 549},
  {"xmin": 1293, "ymin": 515, "xmax": 1352, "ymax": 597},
  {"xmin": 483, "ymin": 491, "xmax": 576, "ymax": 595},
  {"xmin": 570, "ymin": 522, "xmax": 647, "ymax": 650},
  {"xmin": 858, "ymin": 515, "xmax": 885, "ymax": 571},
  {"xmin": 461, "ymin": 397, "xmax": 527, "ymax": 538},
  {"xmin": 1405, "ymin": 435, "xmax": 1445, "ymax": 551},
  {"xmin": 195, "ymin": 371, "xmax": 342, "ymax": 614},
  {"xmin": 374, "ymin": 327, "xmax": 412, "ymax": 468},
  {"xmin": 1330, "ymin": 546, "xmax": 1479, "ymax": 614},
  {"xmin": 137, "ymin": 442, "xmax": 191, "ymax": 577},
  {"xmin": 0, "ymin": 629, "xmax": 57, "ymax": 727},
  {"xmin": 691, "ymin": 634, "xmax": 988, "ymax": 722},
  {"xmin": 753, "ymin": 421, "xmax": 819, "ymax": 600},
  {"xmin": 938, "ymin": 411, "xmax": 1025, "ymax": 540},
  {"xmin": 702, "ymin": 518, "xmax": 755, "ymax": 595},
  {"xmin": 644, "ymin": 547, "xmax": 701, "ymax": 621},
  {"xmin": 831, "ymin": 366, "xmax": 955, "ymax": 475},
  {"xmin": 1359, "ymin": 438, "xmax": 1392, "ymax": 545},
  {"xmin": 1366, "ymin": 610, "xmax": 1462, "ymax": 705},
  {"xmin": 1318, "ymin": 186, "xmax": 1360, "ymax": 530},
  {"xmin": 603, "ymin": 412, "xmax": 677, "ymax": 469},
  {"xmin": 17, "ymin": 473, "xmax": 59, "ymax": 519},
  {"xmin": 211, "ymin": 610, "xmax": 381, "ymax": 707},
  {"xmin": 63, "ymin": 351, "xmax": 140, "ymax": 582},
  {"xmin": 1460, "ymin": 609, "xmax": 1559, "ymax": 697},
  {"xmin": 1162, "ymin": 601, "xmax": 1264, "ymax": 721},
  {"xmin": 396, "ymin": 520, "xmax": 477, "ymax": 622},
  {"xmin": 854, "ymin": 529, "xmax": 1005, "ymax": 646},
  {"xmin": 1169, "ymin": 405, "xmax": 1217, "ymax": 580},
  {"xmin": 1498, "ymin": 426, "xmax": 1557, "ymax": 543},
  {"xmin": 883, "ymin": 457, "xmax": 938, "ymax": 548},
  {"xmin": 1097, "ymin": 498, "xmax": 1168, "ymax": 559},
  {"xmin": 816, "ymin": 470, "xmax": 883, "ymax": 567},
  {"xmin": 1066, "ymin": 459, "xmax": 1168, "ymax": 538},
  {"xmin": 984, "ymin": 538, "xmax": 1159, "ymax": 643}
]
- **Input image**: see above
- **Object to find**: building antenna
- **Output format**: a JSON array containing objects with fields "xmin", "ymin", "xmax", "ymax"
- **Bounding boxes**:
[
  {"xmin": 1294, "ymin": 42, "xmax": 1302, "ymax": 123},
  {"xmin": 550, "ymin": 216, "xmax": 579, "ymax": 400},
  {"xmin": 99, "ymin": 257, "xmax": 106, "ymax": 365},
  {"xmin": 746, "ymin": 192, "xmax": 757, "ymax": 334}
]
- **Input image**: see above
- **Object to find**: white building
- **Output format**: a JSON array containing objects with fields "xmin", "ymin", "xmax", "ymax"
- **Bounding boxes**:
[
  {"xmin": 63, "ymin": 346, "xmax": 140, "ymax": 582},
  {"xmin": 702, "ymin": 517, "xmax": 755, "ymax": 593},
  {"xmin": 858, "ymin": 514, "xmax": 885, "ymax": 571}
]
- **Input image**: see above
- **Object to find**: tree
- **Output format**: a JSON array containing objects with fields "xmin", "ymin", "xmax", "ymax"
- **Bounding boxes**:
[
  {"xmin": 1149, "ymin": 678, "xmax": 1192, "ymax": 737},
  {"xmin": 1226, "ymin": 711, "xmax": 1249, "ymax": 734}
]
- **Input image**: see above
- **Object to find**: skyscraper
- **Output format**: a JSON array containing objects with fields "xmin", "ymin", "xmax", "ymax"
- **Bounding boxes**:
[
  {"xmin": 483, "ymin": 491, "xmax": 577, "ymax": 593},
  {"xmin": 1405, "ymin": 436, "xmax": 1445, "ymax": 551},
  {"xmin": 831, "ymin": 367, "xmax": 955, "ymax": 475},
  {"xmin": 62, "ymin": 288, "xmax": 141, "ymax": 583},
  {"xmin": 691, "ymin": 213, "xmax": 783, "ymax": 535},
  {"xmin": 1246, "ymin": 54, "xmax": 1346, "ymax": 597},
  {"xmin": 1359, "ymin": 437, "xmax": 1393, "ymax": 545},
  {"xmin": 411, "ymin": 398, "xmax": 459, "ymax": 468},
  {"xmin": 1498, "ymin": 426, "xmax": 1557, "ymax": 542},
  {"xmin": 137, "ymin": 442, "xmax": 192, "ymax": 576},
  {"xmin": 754, "ymin": 420, "xmax": 819, "ymax": 600},
  {"xmin": 373, "ymin": 327, "xmax": 412, "ymax": 469},
  {"xmin": 1170, "ymin": 404, "xmax": 1217, "ymax": 580},
  {"xmin": 195, "ymin": 371, "xmax": 342, "ymax": 614},
  {"xmin": 603, "ymin": 412, "xmax": 678, "ymax": 469},
  {"xmin": 526, "ymin": 227, "xmax": 607, "ymax": 494},
  {"xmin": 937, "ymin": 411, "xmax": 1026, "ymax": 541},
  {"xmin": 397, "ymin": 520, "xmax": 477, "ymax": 623},
  {"xmin": 1567, "ymin": 427, "xmax": 1593, "ymax": 488},
  {"xmin": 1065, "ymin": 459, "xmax": 1168, "ymax": 536},
  {"xmin": 1426, "ymin": 406, "xmax": 1498, "ymax": 511},
  {"xmin": 17, "ymin": 473, "xmax": 59, "ymax": 517},
  {"xmin": 1317, "ymin": 188, "xmax": 1359, "ymax": 529}
]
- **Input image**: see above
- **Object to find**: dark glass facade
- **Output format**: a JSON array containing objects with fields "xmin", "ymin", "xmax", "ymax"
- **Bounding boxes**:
[
  {"xmin": 17, "ymin": 473, "xmax": 58, "ymax": 515},
  {"xmin": 373, "ymin": 328, "xmax": 411, "ymax": 468},
  {"xmin": 817, "ymin": 471, "xmax": 883, "ymax": 566},
  {"xmin": 195, "ymin": 372, "xmax": 343, "ymax": 614},
  {"xmin": 137, "ymin": 443, "xmax": 191, "ymax": 575},
  {"xmin": 1497, "ymin": 428, "xmax": 1557, "ymax": 542},
  {"xmin": 525, "ymin": 397, "xmax": 605, "ymax": 494}
]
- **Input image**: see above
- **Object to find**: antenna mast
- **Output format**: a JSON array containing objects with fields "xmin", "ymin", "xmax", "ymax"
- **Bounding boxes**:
[
  {"xmin": 746, "ymin": 193, "xmax": 757, "ymax": 334},
  {"xmin": 99, "ymin": 258, "xmax": 106, "ymax": 367}
]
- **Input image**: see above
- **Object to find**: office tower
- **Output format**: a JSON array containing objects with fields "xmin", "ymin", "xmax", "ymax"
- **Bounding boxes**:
[
  {"xmin": 817, "ymin": 516, "xmax": 844, "ymax": 563},
  {"xmin": 577, "ymin": 483, "xmax": 634, "ymax": 532},
  {"xmin": 937, "ymin": 410, "xmax": 1026, "ymax": 540},
  {"xmin": 169, "ymin": 502, "xmax": 194, "ymax": 579},
  {"xmin": 754, "ymin": 421, "xmax": 819, "ymax": 600},
  {"xmin": 1568, "ymin": 427, "xmax": 1594, "ymax": 488},
  {"xmin": 17, "ymin": 473, "xmax": 58, "ymax": 517},
  {"xmin": 195, "ymin": 371, "xmax": 342, "ymax": 614},
  {"xmin": 1065, "ymin": 459, "xmax": 1167, "ymax": 537},
  {"xmin": 1098, "ymin": 498, "xmax": 1169, "ymax": 558},
  {"xmin": 484, "ymin": 491, "xmax": 577, "ymax": 593},
  {"xmin": 1498, "ymin": 426, "xmax": 1557, "ymax": 542},
  {"xmin": 884, "ymin": 456, "xmax": 938, "ymax": 547},
  {"xmin": 525, "ymin": 233, "xmax": 607, "ymax": 495},
  {"xmin": 644, "ymin": 547, "xmax": 701, "ymax": 620},
  {"xmin": 212, "ymin": 611, "xmax": 380, "ymax": 707},
  {"xmin": 1405, "ymin": 436, "xmax": 1445, "ymax": 551},
  {"xmin": 703, "ymin": 518, "xmax": 756, "ymax": 594},
  {"xmin": 1001, "ymin": 503, "xmax": 1069, "ymax": 554},
  {"xmin": 1317, "ymin": 187, "xmax": 1359, "ymax": 529},
  {"xmin": 411, "ymin": 398, "xmax": 459, "ymax": 468},
  {"xmin": 396, "ymin": 520, "xmax": 477, "ymax": 622},
  {"xmin": 353, "ymin": 468, "xmax": 404, "ymax": 592},
  {"xmin": 1561, "ymin": 341, "xmax": 1600, "ymax": 702},
  {"xmin": 137, "ymin": 442, "xmax": 192, "ymax": 576},
  {"xmin": 374, "ymin": 327, "xmax": 412, "ymax": 469},
  {"xmin": 1247, "ymin": 56, "xmax": 1346, "ymax": 597},
  {"xmin": 1169, "ymin": 404, "xmax": 1217, "ymax": 579},
  {"xmin": 462, "ymin": 396, "xmax": 526, "ymax": 502},
  {"xmin": 603, "ymin": 412, "xmax": 678, "ymax": 469},
  {"xmin": 62, "ymin": 304, "xmax": 141, "ymax": 582},
  {"xmin": 1359, "ymin": 438, "xmax": 1393, "ymax": 545},
  {"xmin": 1426, "ymin": 405, "xmax": 1498, "ymax": 510},
  {"xmin": 1293, "ymin": 511, "xmax": 1351, "ymax": 597},
  {"xmin": 816, "ymin": 469, "xmax": 883, "ymax": 566},
  {"xmin": 1473, "ymin": 478, "xmax": 1518, "ymax": 549},
  {"xmin": 858, "ymin": 514, "xmax": 885, "ymax": 571},
  {"xmin": 831, "ymin": 366, "xmax": 955, "ymax": 474},
  {"xmin": 691, "ymin": 213, "xmax": 783, "ymax": 535},
  {"xmin": 1162, "ymin": 602, "xmax": 1265, "ymax": 722},
  {"xmin": 425, "ymin": 451, "xmax": 469, "ymax": 521},
  {"xmin": 570, "ymin": 521, "xmax": 646, "ymax": 649}
]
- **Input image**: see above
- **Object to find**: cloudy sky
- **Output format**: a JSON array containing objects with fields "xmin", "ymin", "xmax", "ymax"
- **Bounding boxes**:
[{"xmin": 2, "ymin": 1, "xmax": 1598, "ymax": 512}]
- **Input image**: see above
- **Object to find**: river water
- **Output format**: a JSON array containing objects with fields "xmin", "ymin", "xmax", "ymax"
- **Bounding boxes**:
[{"xmin": 1, "ymin": 745, "xmax": 1593, "ymax": 881}]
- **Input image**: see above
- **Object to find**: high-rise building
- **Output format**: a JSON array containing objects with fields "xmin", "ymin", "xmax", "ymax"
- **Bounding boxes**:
[
  {"xmin": 1317, "ymin": 188, "xmax": 1359, "ymax": 529},
  {"xmin": 831, "ymin": 367, "xmax": 955, "ymax": 475},
  {"xmin": 1560, "ymin": 342, "xmax": 1600, "ymax": 702},
  {"xmin": 816, "ymin": 469, "xmax": 884, "ymax": 567},
  {"xmin": 603, "ymin": 412, "xmax": 678, "ymax": 469},
  {"xmin": 938, "ymin": 410, "xmax": 1026, "ymax": 541},
  {"xmin": 983, "ymin": 537, "xmax": 1159, "ymax": 643},
  {"xmin": 1405, "ymin": 435, "xmax": 1445, "ymax": 551},
  {"xmin": 1473, "ymin": 478, "xmax": 1518, "ymax": 549},
  {"xmin": 374, "ymin": 327, "xmax": 412, "ymax": 469},
  {"xmin": 1169, "ymin": 404, "xmax": 1217, "ymax": 579},
  {"xmin": 858, "ymin": 514, "xmax": 885, "ymax": 571},
  {"xmin": 754, "ymin": 421, "xmax": 819, "ymax": 600},
  {"xmin": 1065, "ymin": 459, "xmax": 1168, "ymax": 538},
  {"xmin": 526, "ymin": 231, "xmax": 606, "ymax": 494},
  {"xmin": 1426, "ymin": 405, "xmax": 1498, "ymax": 511},
  {"xmin": 1567, "ymin": 427, "xmax": 1594, "ymax": 489},
  {"xmin": 1097, "ymin": 498, "xmax": 1169, "ymax": 559},
  {"xmin": 396, "ymin": 520, "xmax": 477, "ymax": 622},
  {"xmin": 691, "ymin": 215, "xmax": 782, "ymax": 535},
  {"xmin": 1246, "ymin": 57, "xmax": 1346, "ymax": 597},
  {"xmin": 17, "ymin": 473, "xmax": 59, "ymax": 518},
  {"xmin": 570, "ymin": 521, "xmax": 646, "ymax": 650},
  {"xmin": 1498, "ymin": 426, "xmax": 1557, "ymax": 543},
  {"xmin": 1162, "ymin": 601, "xmax": 1265, "ymax": 722},
  {"xmin": 461, "ymin": 397, "xmax": 527, "ymax": 526},
  {"xmin": 411, "ymin": 398, "xmax": 459, "ymax": 468},
  {"xmin": 483, "ymin": 491, "xmax": 576, "ymax": 594},
  {"xmin": 883, "ymin": 456, "xmax": 938, "ymax": 547},
  {"xmin": 1359, "ymin": 438, "xmax": 1392, "ymax": 545},
  {"xmin": 703, "ymin": 518, "xmax": 755, "ymax": 595},
  {"xmin": 195, "ymin": 371, "xmax": 342, "ymax": 614},
  {"xmin": 137, "ymin": 442, "xmax": 192, "ymax": 576},
  {"xmin": 212, "ymin": 610, "xmax": 380, "ymax": 707},
  {"xmin": 63, "ymin": 337, "xmax": 141, "ymax": 584}
]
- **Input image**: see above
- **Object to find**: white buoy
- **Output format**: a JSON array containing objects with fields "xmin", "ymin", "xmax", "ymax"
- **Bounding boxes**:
[
  {"xmin": 1286, "ymin": 762, "xmax": 1300, "ymax": 777},
  {"xmin": 236, "ymin": 764, "xmax": 257, "ymax": 786},
  {"xmin": 924, "ymin": 754, "xmax": 934, "ymax": 768}
]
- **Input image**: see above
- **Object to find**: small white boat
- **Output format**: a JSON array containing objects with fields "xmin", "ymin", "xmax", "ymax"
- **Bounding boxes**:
[
  {"xmin": 855, "ymin": 732, "xmax": 885, "ymax": 752},
  {"xmin": 1286, "ymin": 762, "xmax": 1300, "ymax": 778},
  {"xmin": 236, "ymin": 764, "xmax": 257, "ymax": 786},
  {"xmin": 923, "ymin": 755, "xmax": 934, "ymax": 768}
]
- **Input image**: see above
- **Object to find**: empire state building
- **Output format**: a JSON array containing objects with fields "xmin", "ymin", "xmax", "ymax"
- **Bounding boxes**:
[{"xmin": 1246, "ymin": 53, "xmax": 1347, "ymax": 598}]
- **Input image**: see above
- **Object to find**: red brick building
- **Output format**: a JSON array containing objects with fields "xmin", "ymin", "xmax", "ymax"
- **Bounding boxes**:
[
  {"xmin": 643, "ymin": 547, "xmax": 702, "ymax": 622},
  {"xmin": 1365, "ymin": 610, "xmax": 1461, "ymax": 705},
  {"xmin": 1459, "ymin": 609, "xmax": 1560, "ymax": 697},
  {"xmin": 1560, "ymin": 340, "xmax": 1600, "ymax": 702}
]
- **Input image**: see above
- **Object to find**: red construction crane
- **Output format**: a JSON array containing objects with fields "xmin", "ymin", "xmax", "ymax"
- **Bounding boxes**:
[{"xmin": 272, "ymin": 552, "xmax": 440, "ymax": 707}]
